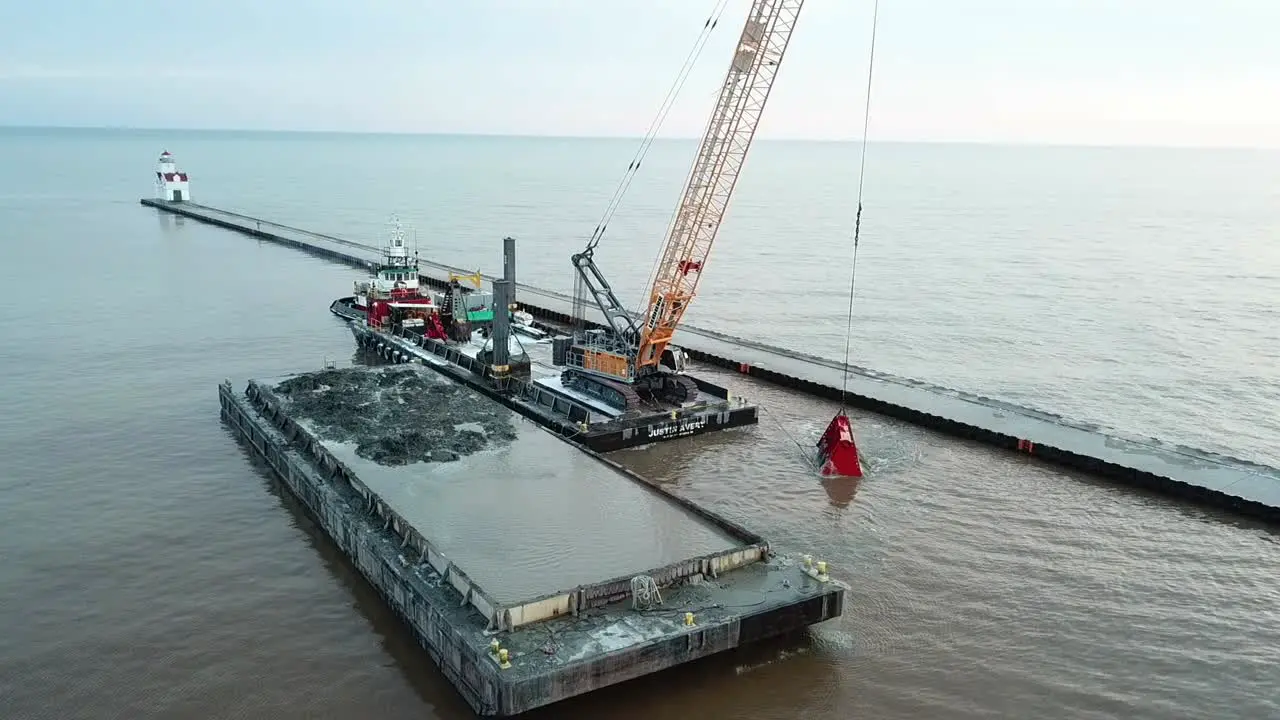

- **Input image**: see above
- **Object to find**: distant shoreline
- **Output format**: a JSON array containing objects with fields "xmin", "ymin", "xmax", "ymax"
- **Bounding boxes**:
[{"xmin": 1, "ymin": 124, "xmax": 1276, "ymax": 151}]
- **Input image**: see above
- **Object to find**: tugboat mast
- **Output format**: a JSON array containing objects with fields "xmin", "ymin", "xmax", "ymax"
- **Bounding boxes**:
[{"xmin": 383, "ymin": 215, "xmax": 415, "ymax": 269}]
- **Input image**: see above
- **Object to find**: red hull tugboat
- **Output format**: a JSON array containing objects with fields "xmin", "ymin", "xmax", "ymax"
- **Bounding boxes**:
[{"xmin": 349, "ymin": 217, "xmax": 446, "ymax": 338}]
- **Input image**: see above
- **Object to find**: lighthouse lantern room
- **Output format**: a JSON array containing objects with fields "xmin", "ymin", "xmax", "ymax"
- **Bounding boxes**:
[{"xmin": 155, "ymin": 151, "xmax": 191, "ymax": 202}]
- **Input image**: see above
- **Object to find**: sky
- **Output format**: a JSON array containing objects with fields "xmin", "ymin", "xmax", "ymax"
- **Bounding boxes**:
[{"xmin": 1, "ymin": 0, "xmax": 1277, "ymax": 147}]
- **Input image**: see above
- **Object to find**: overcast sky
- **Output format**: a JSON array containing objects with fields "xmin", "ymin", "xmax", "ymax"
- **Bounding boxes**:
[{"xmin": 1, "ymin": 0, "xmax": 1276, "ymax": 147}]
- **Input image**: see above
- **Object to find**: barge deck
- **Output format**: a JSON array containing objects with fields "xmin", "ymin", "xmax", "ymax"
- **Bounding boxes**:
[{"xmin": 342, "ymin": 305, "xmax": 759, "ymax": 452}]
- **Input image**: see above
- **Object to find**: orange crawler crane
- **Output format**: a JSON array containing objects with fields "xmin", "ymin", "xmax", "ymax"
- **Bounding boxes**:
[{"xmin": 553, "ymin": 0, "xmax": 806, "ymax": 413}]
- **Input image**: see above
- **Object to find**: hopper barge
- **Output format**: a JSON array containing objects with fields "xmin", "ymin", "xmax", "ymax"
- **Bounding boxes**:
[{"xmin": 218, "ymin": 365, "xmax": 845, "ymax": 716}]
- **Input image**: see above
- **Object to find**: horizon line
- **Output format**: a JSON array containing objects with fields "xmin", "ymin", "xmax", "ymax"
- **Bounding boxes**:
[{"xmin": 2, "ymin": 123, "xmax": 1277, "ymax": 152}]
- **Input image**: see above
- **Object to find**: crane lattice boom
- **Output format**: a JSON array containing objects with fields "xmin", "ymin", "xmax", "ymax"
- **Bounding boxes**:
[
  {"xmin": 555, "ymin": 0, "xmax": 805, "ymax": 412},
  {"xmin": 635, "ymin": 0, "xmax": 804, "ymax": 370}
]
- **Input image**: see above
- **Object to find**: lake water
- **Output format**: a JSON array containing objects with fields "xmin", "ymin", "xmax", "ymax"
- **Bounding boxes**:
[{"xmin": 1, "ymin": 127, "xmax": 1277, "ymax": 719}]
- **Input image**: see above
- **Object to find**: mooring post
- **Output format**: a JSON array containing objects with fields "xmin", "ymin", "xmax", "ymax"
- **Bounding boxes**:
[
  {"xmin": 502, "ymin": 236, "xmax": 516, "ymax": 303},
  {"xmin": 492, "ymin": 279, "xmax": 512, "ymax": 369}
]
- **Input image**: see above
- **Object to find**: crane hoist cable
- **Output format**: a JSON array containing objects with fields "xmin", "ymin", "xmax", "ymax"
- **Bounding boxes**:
[
  {"xmin": 840, "ymin": 0, "xmax": 881, "ymax": 411},
  {"xmin": 561, "ymin": 0, "xmax": 805, "ymax": 413},
  {"xmin": 584, "ymin": 0, "xmax": 733, "ymax": 254},
  {"xmin": 573, "ymin": 0, "xmax": 731, "ymax": 330}
]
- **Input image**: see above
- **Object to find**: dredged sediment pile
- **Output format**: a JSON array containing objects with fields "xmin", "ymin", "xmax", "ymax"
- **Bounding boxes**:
[{"xmin": 273, "ymin": 366, "xmax": 517, "ymax": 465}]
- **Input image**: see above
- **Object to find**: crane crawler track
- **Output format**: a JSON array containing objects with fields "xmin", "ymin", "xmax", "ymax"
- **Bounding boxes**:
[{"xmin": 561, "ymin": 369, "xmax": 700, "ymax": 414}]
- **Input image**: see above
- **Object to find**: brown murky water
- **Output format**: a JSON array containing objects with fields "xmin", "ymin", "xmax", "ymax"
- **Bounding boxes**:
[
  {"xmin": 3, "ymin": 132, "xmax": 1279, "ymax": 719},
  {"xmin": 7, "ymin": 342, "xmax": 1275, "ymax": 719}
]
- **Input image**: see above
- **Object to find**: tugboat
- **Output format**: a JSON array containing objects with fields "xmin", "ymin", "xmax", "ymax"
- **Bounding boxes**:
[
  {"xmin": 339, "ymin": 228, "xmax": 536, "ymax": 379},
  {"xmin": 354, "ymin": 216, "xmax": 423, "ymax": 308},
  {"xmin": 330, "ymin": 216, "xmax": 444, "ymax": 336},
  {"xmin": 330, "ymin": 217, "xmax": 547, "ymax": 342}
]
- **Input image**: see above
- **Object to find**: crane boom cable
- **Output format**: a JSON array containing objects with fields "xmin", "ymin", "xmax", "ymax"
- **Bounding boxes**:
[
  {"xmin": 633, "ymin": 0, "xmax": 805, "ymax": 368},
  {"xmin": 585, "ymin": 0, "xmax": 733, "ymax": 253},
  {"xmin": 558, "ymin": 0, "xmax": 806, "ymax": 412},
  {"xmin": 840, "ymin": 0, "xmax": 880, "ymax": 410},
  {"xmin": 573, "ymin": 0, "xmax": 730, "ymax": 328}
]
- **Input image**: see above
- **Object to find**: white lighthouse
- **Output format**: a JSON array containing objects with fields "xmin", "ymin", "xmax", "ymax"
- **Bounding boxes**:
[{"xmin": 154, "ymin": 150, "xmax": 191, "ymax": 202}]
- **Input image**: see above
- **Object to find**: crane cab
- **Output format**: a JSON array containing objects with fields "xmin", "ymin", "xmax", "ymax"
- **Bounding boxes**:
[{"xmin": 660, "ymin": 345, "xmax": 688, "ymax": 373}]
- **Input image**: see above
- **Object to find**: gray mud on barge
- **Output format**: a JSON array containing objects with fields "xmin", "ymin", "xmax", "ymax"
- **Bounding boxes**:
[
  {"xmin": 270, "ymin": 365, "xmax": 741, "ymax": 603},
  {"xmin": 273, "ymin": 367, "xmax": 518, "ymax": 465}
]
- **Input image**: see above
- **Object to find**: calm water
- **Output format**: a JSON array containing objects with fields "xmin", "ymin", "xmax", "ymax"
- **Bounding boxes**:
[{"xmin": 1, "ymin": 127, "xmax": 1278, "ymax": 719}]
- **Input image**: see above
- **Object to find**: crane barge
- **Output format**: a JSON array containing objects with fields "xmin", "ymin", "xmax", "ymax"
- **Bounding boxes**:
[
  {"xmin": 553, "ymin": 0, "xmax": 805, "ymax": 414},
  {"xmin": 335, "ymin": 0, "xmax": 808, "ymax": 452}
]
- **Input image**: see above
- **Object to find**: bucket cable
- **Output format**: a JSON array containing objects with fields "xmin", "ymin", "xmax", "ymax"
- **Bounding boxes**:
[
  {"xmin": 573, "ymin": 0, "xmax": 732, "ymax": 327},
  {"xmin": 839, "ymin": 0, "xmax": 881, "ymax": 411},
  {"xmin": 761, "ymin": 406, "xmax": 821, "ymax": 472},
  {"xmin": 584, "ymin": 0, "xmax": 732, "ymax": 253}
]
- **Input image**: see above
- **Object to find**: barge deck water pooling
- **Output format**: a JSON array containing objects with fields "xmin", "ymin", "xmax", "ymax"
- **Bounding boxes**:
[{"xmin": 270, "ymin": 365, "xmax": 742, "ymax": 602}]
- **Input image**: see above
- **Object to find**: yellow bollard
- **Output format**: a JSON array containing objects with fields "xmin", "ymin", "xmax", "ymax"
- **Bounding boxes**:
[
  {"xmin": 489, "ymin": 639, "xmax": 500, "ymax": 655},
  {"xmin": 817, "ymin": 560, "xmax": 828, "ymax": 576},
  {"xmin": 802, "ymin": 554, "xmax": 813, "ymax": 569},
  {"xmin": 684, "ymin": 612, "xmax": 695, "ymax": 626},
  {"xmin": 498, "ymin": 648, "xmax": 511, "ymax": 669}
]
